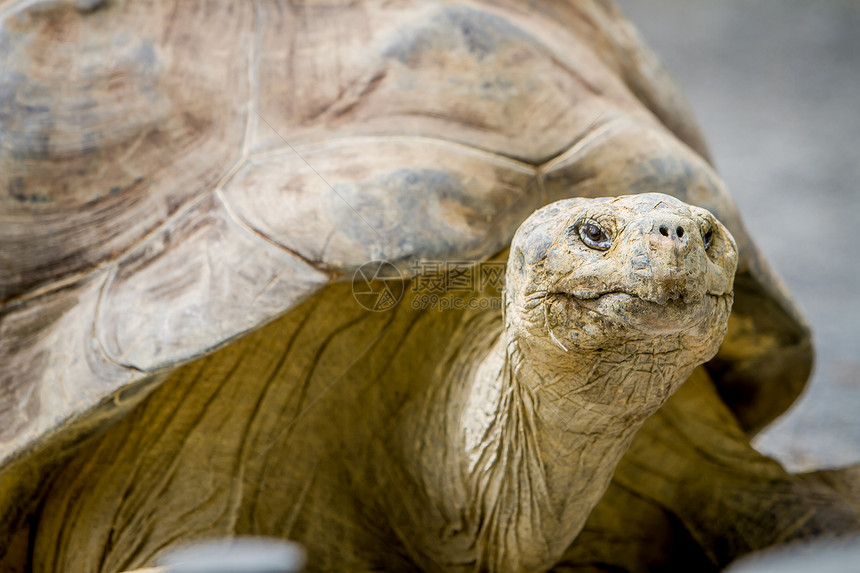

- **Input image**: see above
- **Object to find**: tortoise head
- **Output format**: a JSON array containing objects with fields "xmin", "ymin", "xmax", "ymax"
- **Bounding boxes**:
[{"xmin": 505, "ymin": 193, "xmax": 738, "ymax": 366}]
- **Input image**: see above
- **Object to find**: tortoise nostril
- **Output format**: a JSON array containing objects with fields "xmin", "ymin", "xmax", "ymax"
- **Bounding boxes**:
[
  {"xmin": 659, "ymin": 225, "xmax": 669, "ymax": 237},
  {"xmin": 676, "ymin": 226, "xmax": 685, "ymax": 238}
]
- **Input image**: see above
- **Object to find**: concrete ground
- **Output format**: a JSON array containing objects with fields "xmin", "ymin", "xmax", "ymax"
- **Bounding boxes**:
[{"xmin": 615, "ymin": 0, "xmax": 860, "ymax": 471}]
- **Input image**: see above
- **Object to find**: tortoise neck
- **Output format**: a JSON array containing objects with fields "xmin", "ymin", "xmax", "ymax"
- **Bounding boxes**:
[{"xmin": 403, "ymin": 310, "xmax": 692, "ymax": 571}]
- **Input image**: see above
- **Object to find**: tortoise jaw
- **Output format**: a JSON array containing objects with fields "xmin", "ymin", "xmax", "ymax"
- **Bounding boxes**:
[
  {"xmin": 555, "ymin": 290, "xmax": 728, "ymax": 337},
  {"xmin": 557, "ymin": 289, "xmax": 700, "ymax": 306},
  {"xmin": 561, "ymin": 276, "xmax": 712, "ymax": 306}
]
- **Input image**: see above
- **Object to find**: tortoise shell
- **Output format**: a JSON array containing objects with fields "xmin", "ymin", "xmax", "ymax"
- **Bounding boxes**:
[{"xmin": 0, "ymin": 0, "xmax": 811, "ymax": 564}]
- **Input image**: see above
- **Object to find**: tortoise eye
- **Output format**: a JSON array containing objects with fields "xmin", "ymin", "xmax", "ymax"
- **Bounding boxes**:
[
  {"xmin": 703, "ymin": 229, "xmax": 714, "ymax": 250},
  {"xmin": 578, "ymin": 222, "xmax": 611, "ymax": 251}
]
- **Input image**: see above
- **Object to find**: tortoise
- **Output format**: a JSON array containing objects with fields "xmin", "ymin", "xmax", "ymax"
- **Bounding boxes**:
[{"xmin": 0, "ymin": 0, "xmax": 857, "ymax": 571}]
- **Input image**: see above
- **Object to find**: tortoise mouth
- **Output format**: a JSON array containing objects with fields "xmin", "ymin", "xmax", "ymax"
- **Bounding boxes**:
[
  {"xmin": 553, "ymin": 289, "xmax": 729, "ymax": 306},
  {"xmin": 546, "ymin": 290, "xmax": 731, "ymax": 335}
]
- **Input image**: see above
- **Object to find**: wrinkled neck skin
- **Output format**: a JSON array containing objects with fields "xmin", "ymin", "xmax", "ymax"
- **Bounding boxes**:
[{"xmin": 401, "ymin": 297, "xmax": 704, "ymax": 573}]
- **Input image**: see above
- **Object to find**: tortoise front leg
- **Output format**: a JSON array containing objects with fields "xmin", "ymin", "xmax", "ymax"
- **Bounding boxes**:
[
  {"xmin": 556, "ymin": 367, "xmax": 859, "ymax": 572},
  {"xmin": 554, "ymin": 479, "xmax": 715, "ymax": 573}
]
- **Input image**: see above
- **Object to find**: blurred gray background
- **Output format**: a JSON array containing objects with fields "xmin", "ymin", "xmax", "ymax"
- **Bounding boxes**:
[{"xmin": 615, "ymin": 0, "xmax": 860, "ymax": 471}]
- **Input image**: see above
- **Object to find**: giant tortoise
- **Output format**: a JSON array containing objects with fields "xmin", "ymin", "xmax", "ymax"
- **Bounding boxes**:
[{"xmin": 0, "ymin": 1, "xmax": 857, "ymax": 572}]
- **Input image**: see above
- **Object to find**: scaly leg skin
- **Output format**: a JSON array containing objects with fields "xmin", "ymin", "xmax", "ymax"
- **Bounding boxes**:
[
  {"xmin": 802, "ymin": 465, "xmax": 860, "ymax": 517},
  {"xmin": 555, "ymin": 367, "xmax": 860, "ymax": 572}
]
